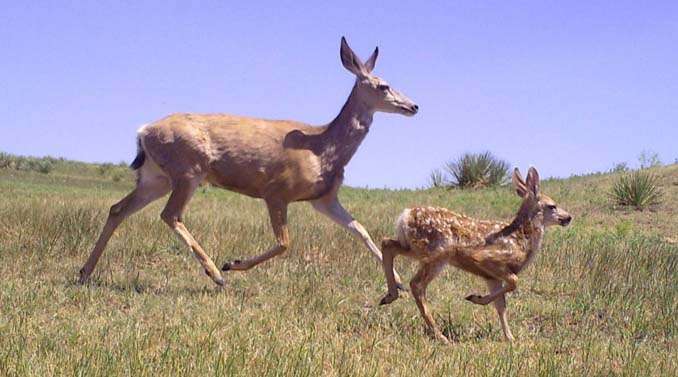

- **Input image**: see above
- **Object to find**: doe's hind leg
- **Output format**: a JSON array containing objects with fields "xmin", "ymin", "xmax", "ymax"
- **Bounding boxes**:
[
  {"xmin": 160, "ymin": 177, "xmax": 224, "ymax": 286},
  {"xmin": 79, "ymin": 175, "xmax": 170, "ymax": 283}
]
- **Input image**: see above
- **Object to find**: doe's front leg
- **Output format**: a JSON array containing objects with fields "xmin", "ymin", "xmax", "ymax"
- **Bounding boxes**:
[
  {"xmin": 221, "ymin": 200, "xmax": 289, "ymax": 271},
  {"xmin": 310, "ymin": 195, "xmax": 406, "ymax": 291}
]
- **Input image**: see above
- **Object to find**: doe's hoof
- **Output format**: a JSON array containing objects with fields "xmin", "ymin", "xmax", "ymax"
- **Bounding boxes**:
[
  {"xmin": 379, "ymin": 293, "xmax": 399, "ymax": 306},
  {"xmin": 78, "ymin": 269, "xmax": 90, "ymax": 284},
  {"xmin": 465, "ymin": 294, "xmax": 485, "ymax": 305},
  {"xmin": 396, "ymin": 283, "xmax": 408, "ymax": 292},
  {"xmin": 221, "ymin": 259, "xmax": 242, "ymax": 271},
  {"xmin": 215, "ymin": 278, "xmax": 226, "ymax": 287},
  {"xmin": 438, "ymin": 335, "xmax": 452, "ymax": 345}
]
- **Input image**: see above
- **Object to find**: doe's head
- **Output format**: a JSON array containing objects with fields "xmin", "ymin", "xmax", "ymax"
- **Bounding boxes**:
[
  {"xmin": 512, "ymin": 167, "xmax": 572, "ymax": 227},
  {"xmin": 339, "ymin": 36, "xmax": 418, "ymax": 117}
]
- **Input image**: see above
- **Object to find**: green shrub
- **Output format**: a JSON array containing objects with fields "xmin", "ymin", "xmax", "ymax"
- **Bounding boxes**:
[
  {"xmin": 98, "ymin": 163, "xmax": 114, "ymax": 176},
  {"xmin": 33, "ymin": 160, "xmax": 54, "ymax": 174},
  {"xmin": 0, "ymin": 152, "xmax": 15, "ymax": 169},
  {"xmin": 610, "ymin": 171, "xmax": 663, "ymax": 209},
  {"xmin": 0, "ymin": 153, "xmax": 55, "ymax": 174},
  {"xmin": 444, "ymin": 151, "xmax": 509, "ymax": 189},
  {"xmin": 611, "ymin": 162, "xmax": 629, "ymax": 173},
  {"xmin": 428, "ymin": 168, "xmax": 446, "ymax": 188},
  {"xmin": 638, "ymin": 150, "xmax": 662, "ymax": 169}
]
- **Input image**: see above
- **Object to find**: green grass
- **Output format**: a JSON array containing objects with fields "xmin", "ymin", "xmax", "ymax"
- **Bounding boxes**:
[{"xmin": 0, "ymin": 161, "xmax": 677, "ymax": 376}]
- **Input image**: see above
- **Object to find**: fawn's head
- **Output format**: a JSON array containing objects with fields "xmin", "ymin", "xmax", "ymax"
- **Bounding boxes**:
[
  {"xmin": 340, "ymin": 37, "xmax": 418, "ymax": 116},
  {"xmin": 513, "ymin": 167, "xmax": 572, "ymax": 227}
]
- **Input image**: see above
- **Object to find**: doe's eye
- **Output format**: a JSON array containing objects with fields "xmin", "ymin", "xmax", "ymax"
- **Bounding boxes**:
[
  {"xmin": 547, "ymin": 204, "xmax": 557, "ymax": 210},
  {"xmin": 377, "ymin": 84, "xmax": 389, "ymax": 91}
]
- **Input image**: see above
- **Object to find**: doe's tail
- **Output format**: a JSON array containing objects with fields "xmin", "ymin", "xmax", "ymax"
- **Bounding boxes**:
[{"xmin": 129, "ymin": 137, "xmax": 146, "ymax": 170}]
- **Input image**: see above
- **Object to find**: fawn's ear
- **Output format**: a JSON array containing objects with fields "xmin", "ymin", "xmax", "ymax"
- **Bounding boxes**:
[
  {"xmin": 340, "ymin": 36, "xmax": 369, "ymax": 78},
  {"xmin": 512, "ymin": 168, "xmax": 528, "ymax": 197},
  {"xmin": 526, "ymin": 167, "xmax": 540, "ymax": 196}
]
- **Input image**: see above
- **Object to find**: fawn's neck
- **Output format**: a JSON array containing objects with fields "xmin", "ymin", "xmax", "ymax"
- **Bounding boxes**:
[{"xmin": 515, "ymin": 216, "xmax": 545, "ymax": 270}]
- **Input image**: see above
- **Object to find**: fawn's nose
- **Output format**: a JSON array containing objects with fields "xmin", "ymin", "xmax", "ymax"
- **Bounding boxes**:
[{"xmin": 561, "ymin": 216, "xmax": 572, "ymax": 226}]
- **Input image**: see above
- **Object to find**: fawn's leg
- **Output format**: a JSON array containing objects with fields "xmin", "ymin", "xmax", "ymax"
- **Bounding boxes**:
[
  {"xmin": 410, "ymin": 261, "xmax": 449, "ymax": 344},
  {"xmin": 79, "ymin": 175, "xmax": 170, "ymax": 283},
  {"xmin": 465, "ymin": 273, "xmax": 518, "ymax": 306},
  {"xmin": 486, "ymin": 279, "xmax": 515, "ymax": 342},
  {"xmin": 161, "ymin": 178, "xmax": 224, "ymax": 286},
  {"xmin": 311, "ymin": 194, "xmax": 405, "ymax": 290},
  {"xmin": 222, "ymin": 199, "xmax": 289, "ymax": 271},
  {"xmin": 379, "ymin": 238, "xmax": 414, "ymax": 305}
]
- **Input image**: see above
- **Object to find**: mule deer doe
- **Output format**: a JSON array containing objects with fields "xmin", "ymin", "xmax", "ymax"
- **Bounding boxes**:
[
  {"xmin": 379, "ymin": 167, "xmax": 572, "ymax": 343},
  {"xmin": 79, "ymin": 37, "xmax": 418, "ymax": 287}
]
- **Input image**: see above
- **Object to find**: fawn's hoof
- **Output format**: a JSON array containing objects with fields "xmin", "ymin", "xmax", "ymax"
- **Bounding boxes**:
[
  {"xmin": 215, "ymin": 278, "xmax": 226, "ymax": 287},
  {"xmin": 379, "ymin": 293, "xmax": 399, "ymax": 306},
  {"xmin": 396, "ymin": 282, "xmax": 408, "ymax": 292},
  {"xmin": 221, "ymin": 259, "xmax": 242, "ymax": 271}
]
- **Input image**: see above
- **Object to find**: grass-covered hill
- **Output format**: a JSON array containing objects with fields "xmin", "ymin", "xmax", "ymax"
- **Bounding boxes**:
[{"xmin": 1, "ymin": 155, "xmax": 676, "ymax": 375}]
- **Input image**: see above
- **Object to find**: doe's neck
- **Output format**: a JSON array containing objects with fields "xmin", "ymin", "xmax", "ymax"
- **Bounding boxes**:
[
  {"xmin": 321, "ymin": 84, "xmax": 376, "ymax": 166},
  {"xmin": 328, "ymin": 84, "xmax": 375, "ymax": 132}
]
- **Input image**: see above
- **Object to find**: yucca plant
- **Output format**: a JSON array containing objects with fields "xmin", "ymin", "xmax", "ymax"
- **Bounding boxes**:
[
  {"xmin": 610, "ymin": 171, "xmax": 663, "ymax": 209},
  {"xmin": 445, "ymin": 151, "xmax": 509, "ymax": 189}
]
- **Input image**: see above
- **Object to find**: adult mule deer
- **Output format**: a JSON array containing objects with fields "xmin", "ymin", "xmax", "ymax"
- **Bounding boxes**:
[
  {"xmin": 79, "ymin": 37, "xmax": 418, "ymax": 288},
  {"xmin": 379, "ymin": 167, "xmax": 572, "ymax": 343}
]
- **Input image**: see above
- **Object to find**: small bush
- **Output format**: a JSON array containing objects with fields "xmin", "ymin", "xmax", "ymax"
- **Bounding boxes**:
[
  {"xmin": 444, "ymin": 151, "xmax": 509, "ymax": 189},
  {"xmin": 638, "ymin": 150, "xmax": 662, "ymax": 169},
  {"xmin": 0, "ymin": 153, "xmax": 55, "ymax": 174},
  {"xmin": 98, "ymin": 163, "xmax": 114, "ymax": 176},
  {"xmin": 611, "ymin": 162, "xmax": 629, "ymax": 173},
  {"xmin": 33, "ymin": 160, "xmax": 54, "ymax": 174},
  {"xmin": 428, "ymin": 168, "xmax": 446, "ymax": 188},
  {"xmin": 610, "ymin": 171, "xmax": 663, "ymax": 209},
  {"xmin": 0, "ymin": 152, "xmax": 15, "ymax": 169}
]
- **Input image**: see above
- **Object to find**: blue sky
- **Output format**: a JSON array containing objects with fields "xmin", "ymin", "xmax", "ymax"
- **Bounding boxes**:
[{"xmin": 1, "ymin": 1, "xmax": 676, "ymax": 188}]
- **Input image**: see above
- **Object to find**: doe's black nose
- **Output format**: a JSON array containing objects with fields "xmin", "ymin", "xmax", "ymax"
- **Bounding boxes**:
[{"xmin": 413, "ymin": 104, "xmax": 419, "ymax": 111}]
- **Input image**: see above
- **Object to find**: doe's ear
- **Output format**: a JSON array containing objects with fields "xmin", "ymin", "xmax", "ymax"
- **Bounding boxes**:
[
  {"xmin": 340, "ymin": 36, "xmax": 368, "ymax": 78},
  {"xmin": 364, "ymin": 46, "xmax": 378, "ymax": 73},
  {"xmin": 512, "ymin": 168, "xmax": 528, "ymax": 197},
  {"xmin": 525, "ymin": 167, "xmax": 540, "ymax": 196}
]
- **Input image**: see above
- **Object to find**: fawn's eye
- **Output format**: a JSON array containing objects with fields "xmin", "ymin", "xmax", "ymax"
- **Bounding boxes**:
[
  {"xmin": 377, "ymin": 84, "xmax": 389, "ymax": 91},
  {"xmin": 547, "ymin": 204, "xmax": 557, "ymax": 210}
]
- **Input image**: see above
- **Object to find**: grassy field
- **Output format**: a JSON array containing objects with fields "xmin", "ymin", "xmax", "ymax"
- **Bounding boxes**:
[{"xmin": 0, "ymin": 160, "xmax": 676, "ymax": 376}]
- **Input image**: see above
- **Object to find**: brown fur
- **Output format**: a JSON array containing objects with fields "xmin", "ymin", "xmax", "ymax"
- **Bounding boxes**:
[
  {"xmin": 380, "ymin": 167, "xmax": 572, "ymax": 343},
  {"xmin": 79, "ymin": 37, "xmax": 418, "ymax": 287}
]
